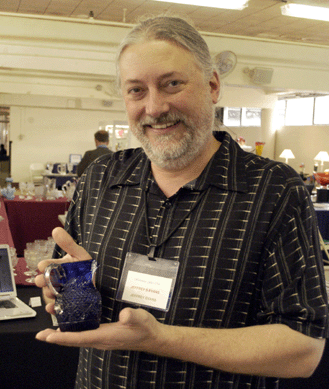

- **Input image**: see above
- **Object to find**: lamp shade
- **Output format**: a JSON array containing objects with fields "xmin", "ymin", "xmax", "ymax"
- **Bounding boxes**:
[
  {"xmin": 314, "ymin": 151, "xmax": 329, "ymax": 162},
  {"xmin": 279, "ymin": 149, "xmax": 295, "ymax": 163}
]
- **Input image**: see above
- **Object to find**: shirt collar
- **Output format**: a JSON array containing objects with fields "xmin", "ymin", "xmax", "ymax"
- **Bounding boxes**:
[
  {"xmin": 197, "ymin": 131, "xmax": 249, "ymax": 193},
  {"xmin": 109, "ymin": 131, "xmax": 249, "ymax": 194}
]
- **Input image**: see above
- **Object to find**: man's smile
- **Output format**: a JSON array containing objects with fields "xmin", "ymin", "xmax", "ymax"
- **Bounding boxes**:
[{"xmin": 144, "ymin": 119, "xmax": 181, "ymax": 131}]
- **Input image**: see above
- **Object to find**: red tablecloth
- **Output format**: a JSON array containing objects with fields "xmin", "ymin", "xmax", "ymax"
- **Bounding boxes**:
[
  {"xmin": 3, "ymin": 196, "xmax": 70, "ymax": 257},
  {"xmin": 0, "ymin": 197, "xmax": 14, "ymax": 246}
]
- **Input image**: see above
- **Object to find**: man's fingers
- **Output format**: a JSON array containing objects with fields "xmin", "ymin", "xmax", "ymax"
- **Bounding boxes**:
[
  {"xmin": 52, "ymin": 227, "xmax": 91, "ymax": 261},
  {"xmin": 45, "ymin": 302, "xmax": 56, "ymax": 314},
  {"xmin": 34, "ymin": 273, "xmax": 47, "ymax": 287},
  {"xmin": 36, "ymin": 326, "xmax": 102, "ymax": 347}
]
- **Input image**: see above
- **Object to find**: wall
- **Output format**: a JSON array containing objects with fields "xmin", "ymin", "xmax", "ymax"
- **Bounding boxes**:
[
  {"xmin": 9, "ymin": 105, "xmax": 130, "ymax": 182},
  {"xmin": 275, "ymin": 124, "xmax": 329, "ymax": 175}
]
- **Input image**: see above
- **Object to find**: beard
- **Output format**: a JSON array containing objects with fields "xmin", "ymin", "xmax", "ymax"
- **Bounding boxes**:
[{"xmin": 130, "ymin": 96, "xmax": 215, "ymax": 170}]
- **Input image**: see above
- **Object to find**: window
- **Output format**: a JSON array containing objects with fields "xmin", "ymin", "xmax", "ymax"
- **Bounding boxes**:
[
  {"xmin": 278, "ymin": 95, "xmax": 329, "ymax": 126},
  {"xmin": 314, "ymin": 95, "xmax": 329, "ymax": 125},
  {"xmin": 241, "ymin": 108, "xmax": 261, "ymax": 127},
  {"xmin": 285, "ymin": 97, "xmax": 314, "ymax": 126},
  {"xmin": 274, "ymin": 100, "xmax": 286, "ymax": 128},
  {"xmin": 223, "ymin": 107, "xmax": 241, "ymax": 127},
  {"xmin": 223, "ymin": 107, "xmax": 261, "ymax": 127}
]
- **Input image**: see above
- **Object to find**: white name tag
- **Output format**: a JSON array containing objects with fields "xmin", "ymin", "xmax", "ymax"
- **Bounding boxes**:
[
  {"xmin": 116, "ymin": 252, "xmax": 179, "ymax": 311},
  {"xmin": 122, "ymin": 270, "xmax": 172, "ymax": 310}
]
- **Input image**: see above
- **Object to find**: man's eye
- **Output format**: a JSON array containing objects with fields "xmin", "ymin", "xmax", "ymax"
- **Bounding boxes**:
[
  {"xmin": 168, "ymin": 80, "xmax": 181, "ymax": 87},
  {"xmin": 128, "ymin": 87, "xmax": 142, "ymax": 94}
]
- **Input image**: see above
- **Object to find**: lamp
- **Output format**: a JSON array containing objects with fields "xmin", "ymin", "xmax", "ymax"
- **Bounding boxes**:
[
  {"xmin": 152, "ymin": 0, "xmax": 249, "ymax": 10},
  {"xmin": 281, "ymin": 4, "xmax": 329, "ymax": 22},
  {"xmin": 314, "ymin": 151, "xmax": 329, "ymax": 172},
  {"xmin": 279, "ymin": 149, "xmax": 295, "ymax": 164}
]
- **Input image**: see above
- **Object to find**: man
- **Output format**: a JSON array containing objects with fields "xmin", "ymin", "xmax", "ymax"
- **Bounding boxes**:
[
  {"xmin": 76, "ymin": 129, "xmax": 112, "ymax": 177},
  {"xmin": 35, "ymin": 16, "xmax": 328, "ymax": 389},
  {"xmin": 0, "ymin": 143, "xmax": 8, "ymax": 161}
]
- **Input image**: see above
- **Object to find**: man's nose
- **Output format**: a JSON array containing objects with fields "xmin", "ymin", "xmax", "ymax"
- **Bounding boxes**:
[{"xmin": 145, "ymin": 89, "xmax": 170, "ymax": 117}]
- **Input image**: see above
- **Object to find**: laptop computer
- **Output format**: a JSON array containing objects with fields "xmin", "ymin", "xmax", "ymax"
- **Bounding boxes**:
[{"xmin": 0, "ymin": 244, "xmax": 37, "ymax": 320}]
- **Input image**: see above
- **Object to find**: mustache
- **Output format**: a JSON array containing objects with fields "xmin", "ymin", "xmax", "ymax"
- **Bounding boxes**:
[{"xmin": 139, "ymin": 112, "xmax": 185, "ymax": 127}]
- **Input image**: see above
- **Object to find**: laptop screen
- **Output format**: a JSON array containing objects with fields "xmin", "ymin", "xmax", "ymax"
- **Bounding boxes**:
[{"xmin": 0, "ymin": 248, "xmax": 14, "ymax": 293}]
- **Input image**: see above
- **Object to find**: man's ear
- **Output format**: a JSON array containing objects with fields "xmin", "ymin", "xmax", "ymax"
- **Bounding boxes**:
[{"xmin": 209, "ymin": 71, "xmax": 220, "ymax": 104}]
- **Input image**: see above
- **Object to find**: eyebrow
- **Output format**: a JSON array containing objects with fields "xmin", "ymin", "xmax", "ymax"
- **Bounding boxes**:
[{"xmin": 123, "ymin": 72, "xmax": 184, "ymax": 86}]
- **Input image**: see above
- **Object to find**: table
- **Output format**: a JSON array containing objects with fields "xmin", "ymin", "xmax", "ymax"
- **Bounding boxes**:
[
  {"xmin": 42, "ymin": 172, "xmax": 77, "ymax": 189},
  {"xmin": 0, "ymin": 196, "xmax": 14, "ymax": 246},
  {"xmin": 2, "ymin": 196, "xmax": 70, "ymax": 256},
  {"xmin": 0, "ymin": 286, "xmax": 79, "ymax": 389}
]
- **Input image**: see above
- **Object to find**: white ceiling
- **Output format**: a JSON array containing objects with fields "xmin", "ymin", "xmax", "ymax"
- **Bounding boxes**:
[{"xmin": 0, "ymin": 0, "xmax": 329, "ymax": 47}]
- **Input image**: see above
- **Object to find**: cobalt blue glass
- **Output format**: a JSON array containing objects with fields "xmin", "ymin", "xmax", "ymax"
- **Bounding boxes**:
[{"xmin": 45, "ymin": 259, "xmax": 102, "ymax": 332}]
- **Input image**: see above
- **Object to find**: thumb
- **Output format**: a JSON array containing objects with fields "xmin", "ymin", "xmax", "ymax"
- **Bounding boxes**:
[
  {"xmin": 52, "ymin": 227, "xmax": 92, "ymax": 261},
  {"xmin": 119, "ymin": 308, "xmax": 148, "ymax": 326}
]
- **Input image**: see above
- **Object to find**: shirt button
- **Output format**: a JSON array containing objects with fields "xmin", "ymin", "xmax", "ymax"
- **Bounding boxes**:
[{"xmin": 164, "ymin": 201, "xmax": 172, "ymax": 208}]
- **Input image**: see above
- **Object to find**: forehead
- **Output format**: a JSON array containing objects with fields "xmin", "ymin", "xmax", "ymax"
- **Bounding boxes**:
[{"xmin": 119, "ymin": 40, "xmax": 201, "ymax": 84}]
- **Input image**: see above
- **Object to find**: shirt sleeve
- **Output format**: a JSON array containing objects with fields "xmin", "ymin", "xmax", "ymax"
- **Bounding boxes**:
[{"xmin": 258, "ymin": 184, "xmax": 329, "ymax": 339}]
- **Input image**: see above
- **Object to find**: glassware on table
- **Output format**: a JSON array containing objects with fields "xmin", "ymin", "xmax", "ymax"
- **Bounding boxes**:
[
  {"xmin": 26, "ymin": 182, "xmax": 35, "ymax": 199},
  {"xmin": 57, "ymin": 163, "xmax": 67, "ymax": 175},
  {"xmin": 45, "ymin": 177, "xmax": 57, "ymax": 199},
  {"xmin": 9, "ymin": 247, "xmax": 18, "ymax": 276},
  {"xmin": 23, "ymin": 238, "xmax": 56, "ymax": 281},
  {"xmin": 34, "ymin": 239, "xmax": 49, "ymax": 259},
  {"xmin": 24, "ymin": 249, "xmax": 39, "ymax": 283},
  {"xmin": 19, "ymin": 182, "xmax": 27, "ymax": 199},
  {"xmin": 34, "ymin": 185, "xmax": 44, "ymax": 201},
  {"xmin": 46, "ymin": 162, "xmax": 54, "ymax": 173},
  {"xmin": 24, "ymin": 244, "xmax": 38, "ymax": 276},
  {"xmin": 67, "ymin": 163, "xmax": 74, "ymax": 173},
  {"xmin": 62, "ymin": 180, "xmax": 76, "ymax": 201},
  {"xmin": 1, "ymin": 178, "xmax": 16, "ymax": 200},
  {"xmin": 47, "ymin": 236, "xmax": 56, "ymax": 253}
]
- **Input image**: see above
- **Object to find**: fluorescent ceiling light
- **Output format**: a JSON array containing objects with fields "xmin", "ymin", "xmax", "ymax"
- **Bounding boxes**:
[
  {"xmin": 281, "ymin": 4, "xmax": 329, "ymax": 22},
  {"xmin": 152, "ymin": 0, "xmax": 249, "ymax": 10}
]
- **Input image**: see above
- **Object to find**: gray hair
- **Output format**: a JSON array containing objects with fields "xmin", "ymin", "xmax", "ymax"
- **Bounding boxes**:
[{"xmin": 115, "ymin": 15, "xmax": 214, "ymax": 89}]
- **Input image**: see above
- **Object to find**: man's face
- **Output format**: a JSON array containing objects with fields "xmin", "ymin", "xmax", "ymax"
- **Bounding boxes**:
[{"xmin": 119, "ymin": 40, "xmax": 220, "ymax": 170}]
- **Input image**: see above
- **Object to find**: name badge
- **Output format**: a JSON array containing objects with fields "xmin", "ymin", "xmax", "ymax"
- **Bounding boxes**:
[{"xmin": 116, "ymin": 252, "xmax": 179, "ymax": 311}]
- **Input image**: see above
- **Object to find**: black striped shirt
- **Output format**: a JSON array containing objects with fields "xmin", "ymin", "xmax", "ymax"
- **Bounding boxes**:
[{"xmin": 62, "ymin": 131, "xmax": 328, "ymax": 389}]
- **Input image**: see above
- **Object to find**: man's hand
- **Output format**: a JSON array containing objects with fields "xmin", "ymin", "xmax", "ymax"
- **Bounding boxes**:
[
  {"xmin": 35, "ymin": 227, "xmax": 164, "ymax": 355},
  {"xmin": 35, "ymin": 306, "xmax": 162, "ymax": 352},
  {"xmin": 34, "ymin": 226, "xmax": 92, "ymax": 314}
]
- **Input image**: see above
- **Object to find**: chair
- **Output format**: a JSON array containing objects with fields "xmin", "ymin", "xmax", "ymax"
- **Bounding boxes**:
[{"xmin": 30, "ymin": 163, "xmax": 45, "ymax": 185}]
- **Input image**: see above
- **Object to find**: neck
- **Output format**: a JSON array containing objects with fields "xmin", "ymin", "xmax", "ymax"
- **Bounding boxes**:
[
  {"xmin": 96, "ymin": 142, "xmax": 108, "ymax": 147},
  {"xmin": 151, "ymin": 136, "xmax": 220, "ymax": 198}
]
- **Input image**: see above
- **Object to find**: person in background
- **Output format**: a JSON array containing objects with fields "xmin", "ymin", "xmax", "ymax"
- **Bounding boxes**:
[
  {"xmin": 35, "ymin": 15, "xmax": 328, "ymax": 389},
  {"xmin": 0, "ymin": 144, "xmax": 8, "ymax": 160},
  {"xmin": 76, "ymin": 130, "xmax": 113, "ymax": 177}
]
